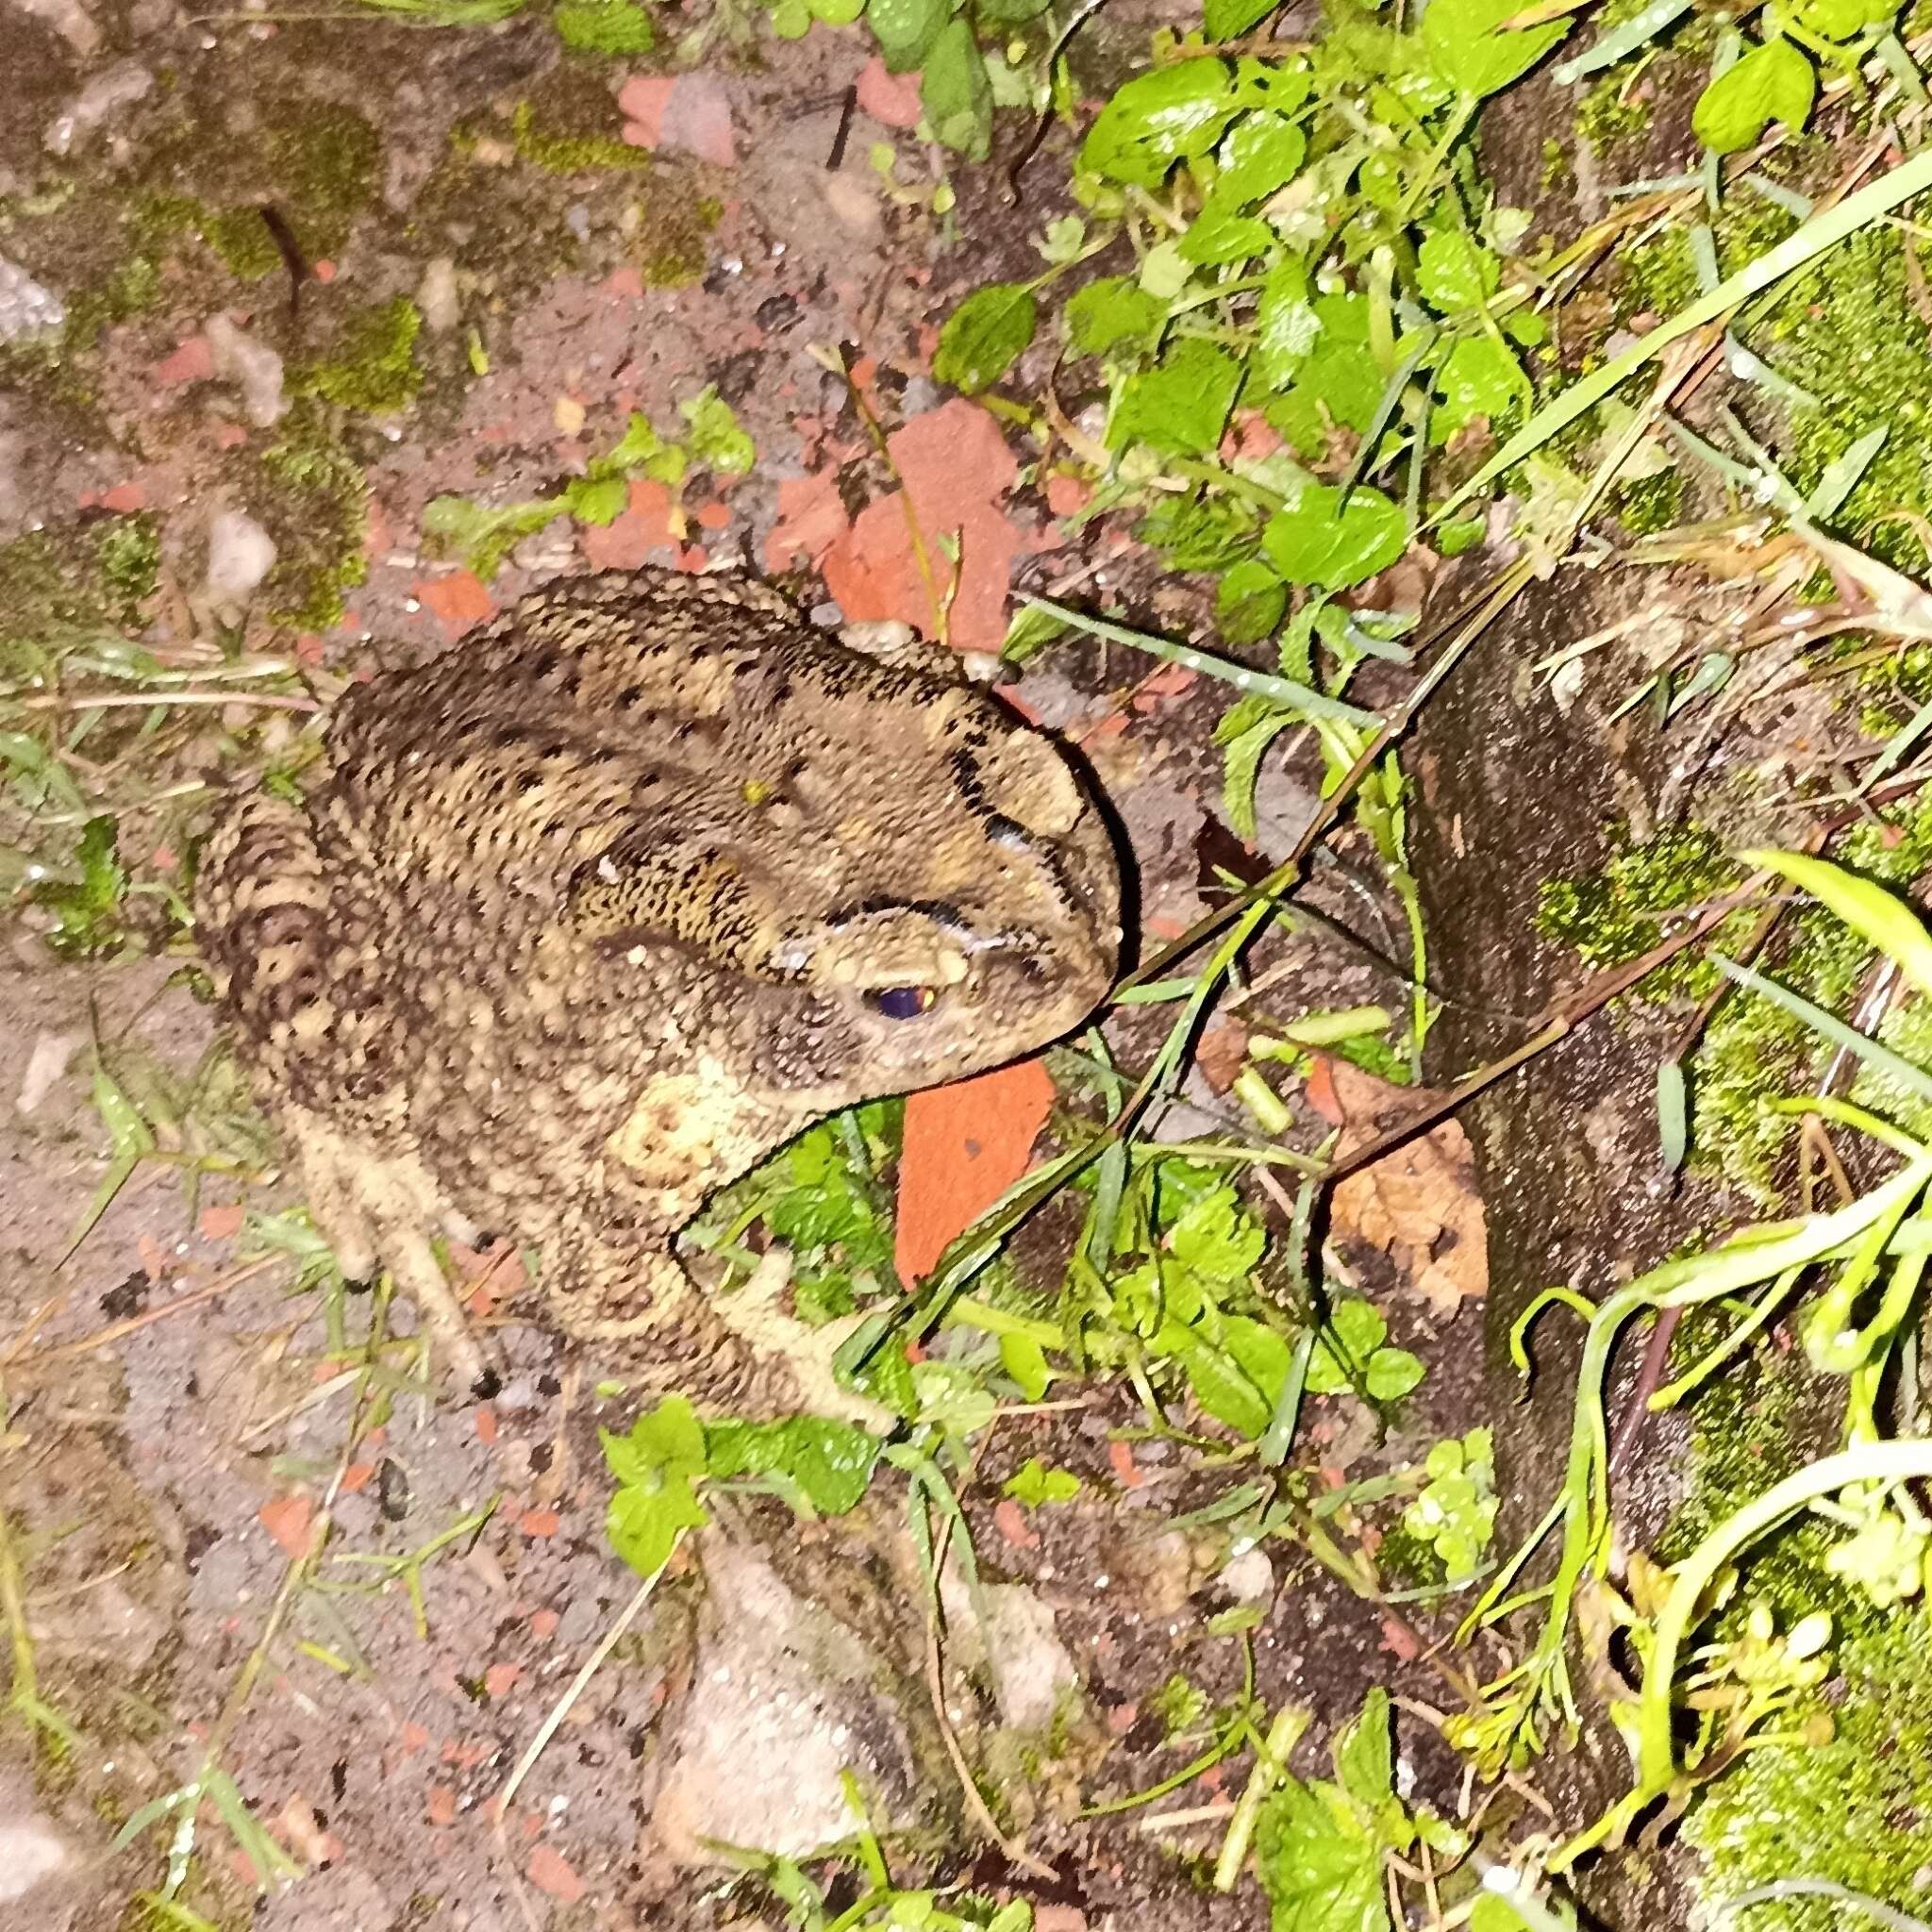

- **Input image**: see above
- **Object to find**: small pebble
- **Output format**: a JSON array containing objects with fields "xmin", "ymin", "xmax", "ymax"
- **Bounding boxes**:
[
  {"xmin": 1219, "ymin": 1546, "xmax": 1275, "ymax": 1607},
  {"xmin": 205, "ymin": 508, "xmax": 276, "ymax": 610}
]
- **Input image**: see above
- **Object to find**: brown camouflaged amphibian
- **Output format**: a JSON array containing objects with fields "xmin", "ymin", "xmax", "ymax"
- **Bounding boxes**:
[{"xmin": 195, "ymin": 568, "xmax": 1122, "ymax": 1421}]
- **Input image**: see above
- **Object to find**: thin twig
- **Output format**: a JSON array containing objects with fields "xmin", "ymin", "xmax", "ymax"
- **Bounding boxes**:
[
  {"xmin": 4, "ymin": 691, "xmax": 319, "ymax": 713},
  {"xmin": 924, "ymin": 1507, "xmax": 1056, "ymax": 1881},
  {"xmin": 3, "ymin": 1260, "xmax": 276, "ymax": 1372},
  {"xmin": 492, "ymin": 1550, "xmax": 676, "ymax": 1932}
]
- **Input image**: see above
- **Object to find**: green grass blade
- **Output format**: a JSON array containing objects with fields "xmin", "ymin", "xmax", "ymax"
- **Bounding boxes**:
[{"xmin": 1436, "ymin": 143, "xmax": 1932, "ymax": 520}]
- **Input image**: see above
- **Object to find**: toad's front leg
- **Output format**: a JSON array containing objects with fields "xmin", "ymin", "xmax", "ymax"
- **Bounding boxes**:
[
  {"xmin": 282, "ymin": 1105, "xmax": 493, "ymax": 1389},
  {"xmin": 540, "ymin": 1209, "xmax": 891, "ymax": 1429}
]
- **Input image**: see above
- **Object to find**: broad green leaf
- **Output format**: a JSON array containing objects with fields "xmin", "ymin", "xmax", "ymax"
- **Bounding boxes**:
[
  {"xmin": 1264, "ymin": 387, "xmax": 1329, "ymax": 458},
  {"xmin": 935, "ymin": 282, "xmax": 1038, "ymax": 394},
  {"xmin": 1217, "ymin": 557, "xmax": 1289, "ymax": 644},
  {"xmin": 601, "ymin": 1394, "xmax": 708, "ymax": 1488},
  {"xmin": 1423, "ymin": 0, "xmax": 1571, "ymax": 98},
  {"xmin": 1224, "ymin": 1314, "xmax": 1293, "ymax": 1404},
  {"xmin": 421, "ymin": 493, "xmax": 561, "ymax": 576},
  {"xmin": 561, "ymin": 473, "xmax": 628, "ymax": 524},
  {"xmin": 923, "ymin": 18, "xmax": 994, "ymax": 158},
  {"xmin": 1181, "ymin": 207, "xmax": 1275, "ymax": 264},
  {"xmin": 1004, "ymin": 1456, "xmax": 1082, "ymax": 1506},
  {"xmin": 1799, "ymin": 0, "xmax": 1896, "ymax": 36},
  {"xmin": 1741, "ymin": 848, "xmax": 1932, "ymax": 998},
  {"xmin": 1000, "ymin": 1330, "xmax": 1053, "ymax": 1399},
  {"xmin": 1273, "ymin": 292, "xmax": 1383, "ymax": 430},
  {"xmin": 1206, "ymin": 0, "xmax": 1282, "ymax": 38},
  {"xmin": 1068, "ymin": 276, "xmax": 1167, "ymax": 356},
  {"xmin": 1472, "ymin": 1896, "xmax": 1543, "ymax": 1932},
  {"xmin": 1256, "ymin": 257, "xmax": 1322, "ymax": 388},
  {"xmin": 1365, "ymin": 1347, "xmax": 1424, "ymax": 1400},
  {"xmin": 1417, "ymin": 230, "xmax": 1501, "ymax": 313},
  {"xmin": 1229, "ymin": 54, "xmax": 1312, "ymax": 111},
  {"xmin": 1691, "ymin": 37, "xmax": 1816, "ymax": 153},
  {"xmin": 1262, "ymin": 482, "xmax": 1407, "ymax": 589},
  {"xmin": 1213, "ymin": 110, "xmax": 1307, "ymax": 205},
  {"xmin": 704, "ymin": 1417, "xmax": 882, "ymax": 1514},
  {"xmin": 869, "ymin": 0, "xmax": 947, "ymax": 69},
  {"xmin": 1156, "ymin": 1324, "xmax": 1274, "ymax": 1438},
  {"xmin": 1169, "ymin": 1181, "xmax": 1267, "ymax": 1280},
  {"xmin": 679, "ymin": 387, "xmax": 755, "ymax": 474},
  {"xmin": 1255, "ymin": 1776, "xmax": 1390, "ymax": 1932},
  {"xmin": 1335, "ymin": 1687, "xmax": 1394, "ymax": 1810},
  {"xmin": 1306, "ymin": 1299, "xmax": 1388, "ymax": 1393},
  {"xmin": 1109, "ymin": 339, "xmax": 1244, "ymax": 456},
  {"xmin": 603, "ymin": 409, "xmax": 677, "ymax": 478},
  {"xmin": 1141, "ymin": 239, "xmax": 1193, "ymax": 300},
  {"xmin": 912, "ymin": 1359, "xmax": 999, "ymax": 1438},
  {"xmin": 607, "ymin": 1475, "xmax": 708, "ymax": 1577},
  {"xmin": 1080, "ymin": 58, "xmax": 1240, "ymax": 188},
  {"xmin": 1431, "ymin": 334, "xmax": 1524, "ymax": 441}
]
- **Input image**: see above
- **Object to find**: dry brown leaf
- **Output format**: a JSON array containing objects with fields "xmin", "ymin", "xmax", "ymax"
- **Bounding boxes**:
[
  {"xmin": 1194, "ymin": 1022, "xmax": 1249, "ymax": 1095},
  {"xmin": 1324, "ymin": 1061, "xmax": 1489, "ymax": 1317}
]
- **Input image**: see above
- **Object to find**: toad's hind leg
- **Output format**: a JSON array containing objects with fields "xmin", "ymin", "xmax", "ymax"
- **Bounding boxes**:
[
  {"xmin": 545, "ymin": 1215, "xmax": 890, "ymax": 1428},
  {"xmin": 200, "ymin": 791, "xmax": 492, "ymax": 1387}
]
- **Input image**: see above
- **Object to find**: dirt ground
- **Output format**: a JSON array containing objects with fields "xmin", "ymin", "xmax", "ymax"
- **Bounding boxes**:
[{"xmin": 0, "ymin": 0, "xmax": 1727, "ymax": 1926}]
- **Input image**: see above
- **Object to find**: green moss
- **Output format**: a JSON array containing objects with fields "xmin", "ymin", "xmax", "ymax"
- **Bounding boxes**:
[
  {"xmin": 0, "ymin": 513, "xmax": 164, "ymax": 678},
  {"xmin": 511, "ymin": 98, "xmax": 653, "ymax": 175},
  {"xmin": 636, "ymin": 188, "xmax": 722, "ymax": 288},
  {"xmin": 1150, "ymin": 1672, "xmax": 1209, "ymax": 1740},
  {"xmin": 1536, "ymin": 824, "xmax": 1728, "ymax": 972},
  {"xmin": 1660, "ymin": 1273, "xmax": 1932, "ymax": 1924},
  {"xmin": 1370, "ymin": 1524, "xmax": 1442, "ymax": 1591},
  {"xmin": 554, "ymin": 0, "xmax": 657, "ymax": 56},
  {"xmin": 95, "ymin": 515, "xmax": 162, "ymax": 620},
  {"xmin": 1757, "ymin": 227, "xmax": 1932, "ymax": 572},
  {"xmin": 1617, "ymin": 229, "xmax": 1697, "ymax": 318},
  {"xmin": 264, "ymin": 103, "xmax": 382, "ymax": 258},
  {"xmin": 291, "ymin": 297, "xmax": 423, "ymax": 413},
  {"xmin": 255, "ymin": 415, "xmax": 370, "ymax": 628},
  {"xmin": 1659, "ymin": 1331, "xmax": 1806, "ymax": 1563},
  {"xmin": 1610, "ymin": 465, "xmax": 1685, "ymax": 536},
  {"xmin": 1691, "ymin": 794, "xmax": 1932, "ymax": 1198},
  {"xmin": 1574, "ymin": 72, "xmax": 1650, "ymax": 155},
  {"xmin": 166, "ymin": 104, "xmax": 380, "ymax": 282},
  {"xmin": 1688, "ymin": 1602, "xmax": 1932, "ymax": 1928},
  {"xmin": 200, "ymin": 205, "xmax": 283, "ymax": 281},
  {"xmin": 127, "ymin": 191, "xmax": 203, "ymax": 253},
  {"xmin": 35, "ymin": 250, "xmax": 169, "ymax": 371}
]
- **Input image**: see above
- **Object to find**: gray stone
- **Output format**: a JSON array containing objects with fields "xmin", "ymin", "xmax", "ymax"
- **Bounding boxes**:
[
  {"xmin": 643, "ymin": 1537, "xmax": 928, "ymax": 1864},
  {"xmin": 416, "ymin": 257, "xmax": 460, "ymax": 335},
  {"xmin": 43, "ymin": 59, "xmax": 154, "ymax": 156},
  {"xmin": 205, "ymin": 508, "xmax": 276, "ymax": 610},
  {"xmin": 206, "ymin": 313, "xmax": 286, "ymax": 427},
  {"xmin": 8, "ymin": 0, "xmax": 99, "ymax": 55},
  {"xmin": 940, "ymin": 1569, "xmax": 1081, "ymax": 1732},
  {"xmin": 0, "ymin": 258, "xmax": 64, "ymax": 346}
]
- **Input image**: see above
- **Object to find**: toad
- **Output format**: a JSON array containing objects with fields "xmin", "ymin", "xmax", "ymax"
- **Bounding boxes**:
[{"xmin": 196, "ymin": 568, "xmax": 1122, "ymax": 1420}]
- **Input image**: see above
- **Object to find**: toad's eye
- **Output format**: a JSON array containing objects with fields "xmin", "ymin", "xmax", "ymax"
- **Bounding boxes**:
[{"xmin": 865, "ymin": 986, "xmax": 939, "ymax": 1020}]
